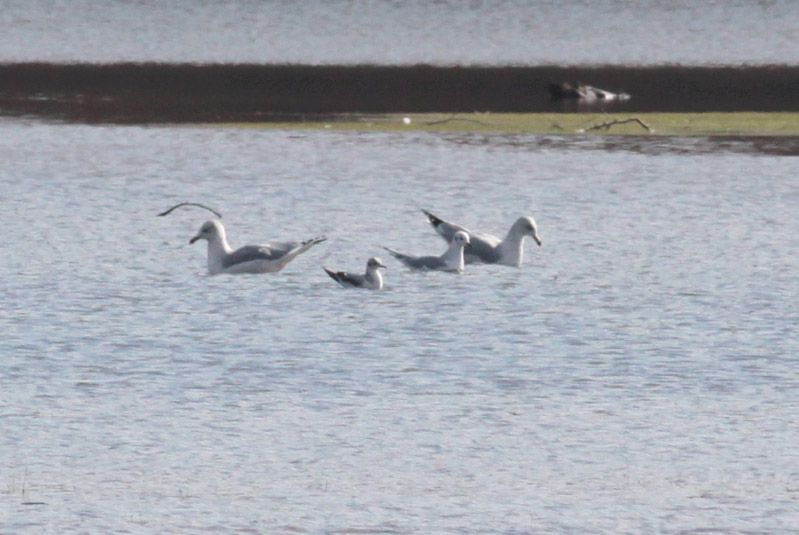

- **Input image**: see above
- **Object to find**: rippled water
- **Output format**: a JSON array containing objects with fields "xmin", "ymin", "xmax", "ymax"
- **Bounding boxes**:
[
  {"xmin": 1, "ymin": 0, "xmax": 797, "ymax": 65},
  {"xmin": 1, "ymin": 121, "xmax": 798, "ymax": 534}
]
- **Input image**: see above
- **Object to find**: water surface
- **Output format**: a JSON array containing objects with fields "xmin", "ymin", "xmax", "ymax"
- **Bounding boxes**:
[
  {"xmin": 1, "ymin": 0, "xmax": 797, "ymax": 65},
  {"xmin": 0, "ymin": 122, "xmax": 797, "ymax": 534}
]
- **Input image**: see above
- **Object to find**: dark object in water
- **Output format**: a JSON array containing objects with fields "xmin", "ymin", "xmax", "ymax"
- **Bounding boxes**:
[
  {"xmin": 157, "ymin": 202, "xmax": 222, "ymax": 218},
  {"xmin": 549, "ymin": 81, "xmax": 630, "ymax": 102}
]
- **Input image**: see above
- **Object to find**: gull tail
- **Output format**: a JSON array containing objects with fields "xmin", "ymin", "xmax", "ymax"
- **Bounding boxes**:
[
  {"xmin": 383, "ymin": 246, "xmax": 403, "ymax": 259},
  {"xmin": 383, "ymin": 247, "xmax": 418, "ymax": 269},
  {"xmin": 323, "ymin": 267, "xmax": 344, "ymax": 284},
  {"xmin": 383, "ymin": 247, "xmax": 410, "ymax": 266}
]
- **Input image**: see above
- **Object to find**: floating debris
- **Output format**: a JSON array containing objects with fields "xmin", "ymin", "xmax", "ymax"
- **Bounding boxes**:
[{"xmin": 157, "ymin": 202, "xmax": 222, "ymax": 218}]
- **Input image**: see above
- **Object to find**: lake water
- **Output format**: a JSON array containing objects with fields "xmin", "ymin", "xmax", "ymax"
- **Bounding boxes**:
[
  {"xmin": 1, "ymin": 120, "xmax": 797, "ymax": 534},
  {"xmin": 1, "ymin": 0, "xmax": 797, "ymax": 66}
]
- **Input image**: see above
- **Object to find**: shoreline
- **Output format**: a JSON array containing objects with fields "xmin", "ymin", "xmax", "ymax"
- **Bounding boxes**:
[
  {"xmin": 1, "ymin": 62, "xmax": 798, "ymax": 124},
  {"xmin": 231, "ymin": 112, "xmax": 799, "ymax": 136},
  {"xmin": 217, "ymin": 112, "xmax": 799, "ymax": 156}
]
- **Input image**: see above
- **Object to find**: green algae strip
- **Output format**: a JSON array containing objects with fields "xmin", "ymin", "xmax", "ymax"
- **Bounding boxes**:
[{"xmin": 220, "ymin": 112, "xmax": 799, "ymax": 136}]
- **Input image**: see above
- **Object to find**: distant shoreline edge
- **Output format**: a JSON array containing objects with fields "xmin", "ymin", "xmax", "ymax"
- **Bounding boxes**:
[{"xmin": 1, "ymin": 62, "xmax": 797, "ymax": 123}]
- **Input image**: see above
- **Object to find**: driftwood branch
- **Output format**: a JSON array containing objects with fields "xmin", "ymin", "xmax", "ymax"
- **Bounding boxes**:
[
  {"xmin": 423, "ymin": 113, "xmax": 492, "ymax": 127},
  {"xmin": 157, "ymin": 202, "xmax": 222, "ymax": 218},
  {"xmin": 577, "ymin": 117, "xmax": 654, "ymax": 133}
]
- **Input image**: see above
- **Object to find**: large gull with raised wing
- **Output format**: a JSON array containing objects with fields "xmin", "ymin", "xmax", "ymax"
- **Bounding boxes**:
[{"xmin": 189, "ymin": 219, "xmax": 325, "ymax": 275}]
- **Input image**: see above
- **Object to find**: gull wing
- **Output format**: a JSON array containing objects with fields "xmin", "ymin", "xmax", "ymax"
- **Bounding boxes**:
[
  {"xmin": 421, "ymin": 210, "xmax": 471, "ymax": 242},
  {"xmin": 324, "ymin": 268, "xmax": 367, "ymax": 287},
  {"xmin": 221, "ymin": 244, "xmax": 287, "ymax": 269}
]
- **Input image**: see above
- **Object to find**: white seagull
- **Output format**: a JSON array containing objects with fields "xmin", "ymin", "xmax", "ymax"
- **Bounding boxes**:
[
  {"xmin": 384, "ymin": 230, "xmax": 470, "ymax": 273},
  {"xmin": 324, "ymin": 257, "xmax": 387, "ymax": 289},
  {"xmin": 421, "ymin": 210, "xmax": 541, "ymax": 267},
  {"xmin": 189, "ymin": 219, "xmax": 326, "ymax": 275}
]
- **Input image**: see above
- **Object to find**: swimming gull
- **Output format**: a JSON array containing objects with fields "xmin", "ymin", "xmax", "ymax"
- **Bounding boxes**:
[
  {"xmin": 384, "ymin": 230, "xmax": 470, "ymax": 273},
  {"xmin": 421, "ymin": 210, "xmax": 541, "ymax": 267},
  {"xmin": 189, "ymin": 219, "xmax": 326, "ymax": 275},
  {"xmin": 324, "ymin": 257, "xmax": 387, "ymax": 289}
]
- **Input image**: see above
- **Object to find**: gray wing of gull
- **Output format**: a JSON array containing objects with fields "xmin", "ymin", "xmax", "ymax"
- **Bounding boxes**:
[
  {"xmin": 385, "ymin": 248, "xmax": 447, "ymax": 270},
  {"xmin": 463, "ymin": 233, "xmax": 503, "ymax": 263},
  {"xmin": 427, "ymin": 216, "xmax": 502, "ymax": 263},
  {"xmin": 422, "ymin": 210, "xmax": 469, "ymax": 242},
  {"xmin": 423, "ymin": 209, "xmax": 502, "ymax": 261},
  {"xmin": 221, "ymin": 243, "xmax": 296, "ymax": 269},
  {"xmin": 325, "ymin": 269, "xmax": 368, "ymax": 287}
]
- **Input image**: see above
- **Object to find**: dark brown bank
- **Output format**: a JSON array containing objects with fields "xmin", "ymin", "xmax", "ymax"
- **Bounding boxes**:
[{"xmin": 0, "ymin": 62, "xmax": 797, "ymax": 123}]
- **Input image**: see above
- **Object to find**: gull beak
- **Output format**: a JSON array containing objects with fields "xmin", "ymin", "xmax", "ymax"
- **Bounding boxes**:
[
  {"xmin": 189, "ymin": 235, "xmax": 201, "ymax": 244},
  {"xmin": 535, "ymin": 236, "xmax": 542, "ymax": 246}
]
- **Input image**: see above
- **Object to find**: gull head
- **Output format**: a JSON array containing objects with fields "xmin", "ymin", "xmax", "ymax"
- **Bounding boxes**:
[
  {"xmin": 453, "ymin": 230, "xmax": 471, "ymax": 246},
  {"xmin": 367, "ymin": 257, "xmax": 387, "ymax": 270},
  {"xmin": 189, "ymin": 219, "xmax": 224, "ymax": 244},
  {"xmin": 517, "ymin": 216, "xmax": 542, "ymax": 246}
]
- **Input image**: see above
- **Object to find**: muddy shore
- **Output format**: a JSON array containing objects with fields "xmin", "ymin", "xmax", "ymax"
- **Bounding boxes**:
[{"xmin": 0, "ymin": 63, "xmax": 796, "ymax": 123}]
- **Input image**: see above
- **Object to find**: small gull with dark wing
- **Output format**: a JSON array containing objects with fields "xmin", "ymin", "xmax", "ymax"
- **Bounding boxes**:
[
  {"xmin": 422, "ymin": 210, "xmax": 541, "ymax": 267},
  {"xmin": 189, "ymin": 219, "xmax": 326, "ymax": 275},
  {"xmin": 384, "ymin": 230, "xmax": 470, "ymax": 273},
  {"xmin": 324, "ymin": 257, "xmax": 387, "ymax": 289}
]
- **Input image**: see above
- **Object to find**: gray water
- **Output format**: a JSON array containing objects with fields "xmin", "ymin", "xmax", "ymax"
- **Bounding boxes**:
[
  {"xmin": 1, "ymin": 121, "xmax": 797, "ymax": 534},
  {"xmin": 1, "ymin": 0, "xmax": 797, "ymax": 66}
]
